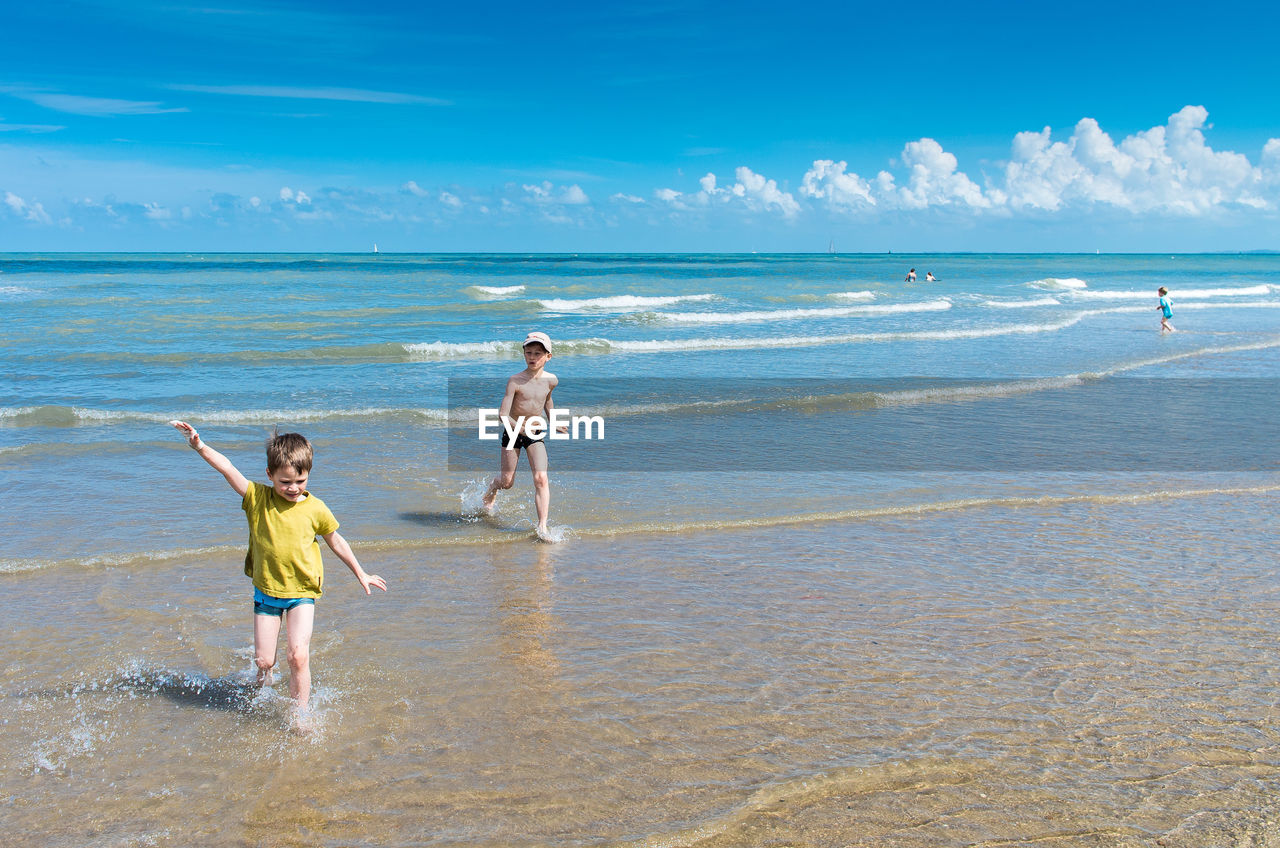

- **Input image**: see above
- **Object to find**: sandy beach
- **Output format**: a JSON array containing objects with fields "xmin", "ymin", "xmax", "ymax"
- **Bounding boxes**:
[{"xmin": 6, "ymin": 487, "xmax": 1280, "ymax": 846}]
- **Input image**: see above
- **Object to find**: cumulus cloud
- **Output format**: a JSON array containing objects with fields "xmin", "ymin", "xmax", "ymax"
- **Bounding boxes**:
[
  {"xmin": 7, "ymin": 105, "xmax": 1276, "ymax": 247},
  {"xmin": 656, "ymin": 166, "xmax": 800, "ymax": 218},
  {"xmin": 795, "ymin": 106, "xmax": 1280, "ymax": 220},
  {"xmin": 522, "ymin": 181, "xmax": 590, "ymax": 206},
  {"xmin": 802, "ymin": 140, "xmax": 993, "ymax": 212},
  {"xmin": 1000, "ymin": 106, "xmax": 1267, "ymax": 214},
  {"xmin": 800, "ymin": 160, "xmax": 875, "ymax": 209},
  {"xmin": 886, "ymin": 138, "xmax": 992, "ymax": 209}
]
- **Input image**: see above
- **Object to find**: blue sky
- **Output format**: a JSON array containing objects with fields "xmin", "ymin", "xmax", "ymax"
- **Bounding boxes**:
[{"xmin": 2, "ymin": 0, "xmax": 1279, "ymax": 252}]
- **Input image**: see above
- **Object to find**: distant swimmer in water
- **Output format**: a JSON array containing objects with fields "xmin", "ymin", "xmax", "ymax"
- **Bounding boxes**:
[
  {"xmin": 1157, "ymin": 286, "xmax": 1175, "ymax": 333},
  {"xmin": 926, "ymin": 271, "xmax": 938, "ymax": 282},
  {"xmin": 905, "ymin": 268, "xmax": 917, "ymax": 282}
]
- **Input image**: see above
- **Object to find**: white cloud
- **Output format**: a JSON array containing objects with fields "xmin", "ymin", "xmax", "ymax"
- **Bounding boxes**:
[
  {"xmin": 279, "ymin": 186, "xmax": 310, "ymax": 205},
  {"xmin": 6, "ymin": 104, "xmax": 1276, "ymax": 248},
  {"xmin": 16, "ymin": 92, "xmax": 187, "ymax": 117},
  {"xmin": 654, "ymin": 187, "xmax": 683, "ymax": 206},
  {"xmin": 167, "ymin": 84, "xmax": 450, "ymax": 106},
  {"xmin": 800, "ymin": 160, "xmax": 876, "ymax": 209},
  {"xmin": 0, "ymin": 122, "xmax": 64, "ymax": 133},
  {"xmin": 521, "ymin": 181, "xmax": 590, "ymax": 206},
  {"xmin": 1002, "ymin": 106, "xmax": 1269, "ymax": 214},
  {"xmin": 797, "ymin": 107, "xmax": 1279, "ymax": 220},
  {"xmin": 656, "ymin": 166, "xmax": 800, "ymax": 218},
  {"xmin": 4, "ymin": 191, "xmax": 52, "ymax": 224},
  {"xmin": 878, "ymin": 139, "xmax": 992, "ymax": 210},
  {"xmin": 1262, "ymin": 139, "xmax": 1280, "ymax": 192},
  {"xmin": 733, "ymin": 167, "xmax": 801, "ymax": 216}
]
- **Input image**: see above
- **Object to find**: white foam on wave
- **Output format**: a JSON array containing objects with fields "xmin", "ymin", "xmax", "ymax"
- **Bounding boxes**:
[
  {"xmin": 1070, "ymin": 284, "xmax": 1274, "ymax": 300},
  {"xmin": 187, "ymin": 406, "xmax": 453, "ymax": 425},
  {"xmin": 404, "ymin": 339, "xmax": 518, "ymax": 358},
  {"xmin": 468, "ymin": 284, "xmax": 526, "ymax": 297},
  {"xmin": 0, "ymin": 285, "xmax": 38, "ymax": 299},
  {"xmin": 608, "ymin": 314, "xmax": 1092, "ymax": 353},
  {"xmin": 395, "ymin": 301, "xmax": 1280, "ymax": 362},
  {"xmin": 538, "ymin": 293, "xmax": 716, "ymax": 312},
  {"xmin": 655, "ymin": 299, "xmax": 952, "ymax": 325},
  {"xmin": 0, "ymin": 405, "xmax": 452, "ymax": 427},
  {"xmin": 1028, "ymin": 277, "xmax": 1088, "ymax": 291},
  {"xmin": 829, "ymin": 290, "xmax": 876, "ymax": 301},
  {"xmin": 980, "ymin": 297, "xmax": 1060, "ymax": 309},
  {"xmin": 402, "ymin": 337, "xmax": 615, "ymax": 358}
]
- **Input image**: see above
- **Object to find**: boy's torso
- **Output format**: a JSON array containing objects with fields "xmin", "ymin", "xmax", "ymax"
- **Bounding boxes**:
[
  {"xmin": 241, "ymin": 482, "xmax": 338, "ymax": 598},
  {"xmin": 509, "ymin": 369, "xmax": 556, "ymax": 417}
]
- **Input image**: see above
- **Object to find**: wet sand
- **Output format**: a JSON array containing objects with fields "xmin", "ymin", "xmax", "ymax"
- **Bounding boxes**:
[{"xmin": 4, "ymin": 489, "xmax": 1280, "ymax": 847}]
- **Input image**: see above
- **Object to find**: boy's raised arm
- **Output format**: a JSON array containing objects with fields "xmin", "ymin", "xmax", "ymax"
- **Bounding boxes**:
[{"xmin": 170, "ymin": 420, "xmax": 250, "ymax": 497}]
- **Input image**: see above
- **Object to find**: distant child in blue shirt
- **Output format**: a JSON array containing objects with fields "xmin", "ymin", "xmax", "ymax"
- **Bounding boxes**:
[{"xmin": 1157, "ymin": 287, "xmax": 1175, "ymax": 333}]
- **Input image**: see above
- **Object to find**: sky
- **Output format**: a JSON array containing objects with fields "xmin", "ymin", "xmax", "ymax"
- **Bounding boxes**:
[{"xmin": 2, "ymin": 0, "xmax": 1279, "ymax": 253}]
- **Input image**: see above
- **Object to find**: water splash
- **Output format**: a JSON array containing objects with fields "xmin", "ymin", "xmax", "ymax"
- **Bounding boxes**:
[
  {"xmin": 536, "ymin": 524, "xmax": 570, "ymax": 544},
  {"xmin": 459, "ymin": 477, "xmax": 494, "ymax": 518}
]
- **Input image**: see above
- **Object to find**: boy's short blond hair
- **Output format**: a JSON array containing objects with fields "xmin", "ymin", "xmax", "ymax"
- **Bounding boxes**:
[{"xmin": 267, "ymin": 431, "xmax": 313, "ymax": 473}]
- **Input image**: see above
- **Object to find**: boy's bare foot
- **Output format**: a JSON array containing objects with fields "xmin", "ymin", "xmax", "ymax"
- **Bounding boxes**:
[
  {"xmin": 536, "ymin": 524, "xmax": 565, "ymax": 543},
  {"xmin": 289, "ymin": 705, "xmax": 320, "ymax": 736}
]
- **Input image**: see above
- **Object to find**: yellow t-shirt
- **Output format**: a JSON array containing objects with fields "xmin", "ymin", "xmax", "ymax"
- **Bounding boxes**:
[{"xmin": 241, "ymin": 481, "xmax": 339, "ymax": 598}]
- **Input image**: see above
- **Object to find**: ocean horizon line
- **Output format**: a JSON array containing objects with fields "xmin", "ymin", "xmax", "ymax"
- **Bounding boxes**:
[{"xmin": 2, "ymin": 249, "xmax": 1279, "ymax": 257}]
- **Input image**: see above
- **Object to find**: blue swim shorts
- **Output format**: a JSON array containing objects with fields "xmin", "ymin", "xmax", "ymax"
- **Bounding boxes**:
[{"xmin": 253, "ymin": 587, "xmax": 316, "ymax": 617}]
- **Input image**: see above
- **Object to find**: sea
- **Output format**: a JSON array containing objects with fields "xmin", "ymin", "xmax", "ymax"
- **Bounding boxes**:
[{"xmin": 2, "ymin": 252, "xmax": 1279, "ymax": 847}]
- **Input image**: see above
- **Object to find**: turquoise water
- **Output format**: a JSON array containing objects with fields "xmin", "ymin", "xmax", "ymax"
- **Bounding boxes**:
[
  {"xmin": 3, "ymin": 253, "xmax": 1280, "ymax": 847},
  {"xmin": 3, "ymin": 252, "xmax": 1278, "ymax": 565}
]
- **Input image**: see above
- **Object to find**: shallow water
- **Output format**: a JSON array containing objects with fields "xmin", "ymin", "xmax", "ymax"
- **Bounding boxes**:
[
  {"xmin": 5, "ymin": 490, "xmax": 1280, "ymax": 846},
  {"xmin": 3, "ymin": 253, "xmax": 1280, "ymax": 845}
]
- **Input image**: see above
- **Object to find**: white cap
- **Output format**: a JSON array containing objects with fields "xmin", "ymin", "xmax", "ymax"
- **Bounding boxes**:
[{"xmin": 522, "ymin": 331, "xmax": 552, "ymax": 352}]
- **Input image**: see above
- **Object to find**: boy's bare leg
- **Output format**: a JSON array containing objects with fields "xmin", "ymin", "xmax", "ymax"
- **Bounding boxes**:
[
  {"xmin": 526, "ymin": 440, "xmax": 551, "ymax": 533},
  {"xmin": 253, "ymin": 612, "xmax": 282, "ymax": 687},
  {"xmin": 482, "ymin": 446, "xmax": 521, "ymax": 511},
  {"xmin": 284, "ymin": 603, "xmax": 316, "ymax": 711}
]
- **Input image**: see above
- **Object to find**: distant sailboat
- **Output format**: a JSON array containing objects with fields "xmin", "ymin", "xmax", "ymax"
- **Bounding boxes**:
[
  {"xmin": 828, "ymin": 239, "xmax": 836, "ymax": 254},
  {"xmin": 373, "ymin": 243, "xmax": 379, "ymax": 254}
]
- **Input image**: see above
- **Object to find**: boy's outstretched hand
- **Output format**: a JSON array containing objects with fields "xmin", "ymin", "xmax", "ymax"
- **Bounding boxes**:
[
  {"xmin": 169, "ymin": 419, "xmax": 203, "ymax": 449},
  {"xmin": 359, "ymin": 572, "xmax": 388, "ymax": 594}
]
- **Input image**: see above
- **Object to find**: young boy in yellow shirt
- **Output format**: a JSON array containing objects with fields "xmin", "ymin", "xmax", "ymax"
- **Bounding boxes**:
[{"xmin": 170, "ymin": 421, "xmax": 386, "ymax": 715}]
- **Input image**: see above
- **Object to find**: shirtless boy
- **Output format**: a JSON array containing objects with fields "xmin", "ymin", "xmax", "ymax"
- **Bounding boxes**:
[{"xmin": 482, "ymin": 331, "xmax": 566, "ymax": 538}]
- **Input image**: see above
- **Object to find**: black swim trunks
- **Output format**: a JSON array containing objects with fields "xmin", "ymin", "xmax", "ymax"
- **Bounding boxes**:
[{"xmin": 500, "ymin": 429, "xmax": 546, "ymax": 451}]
